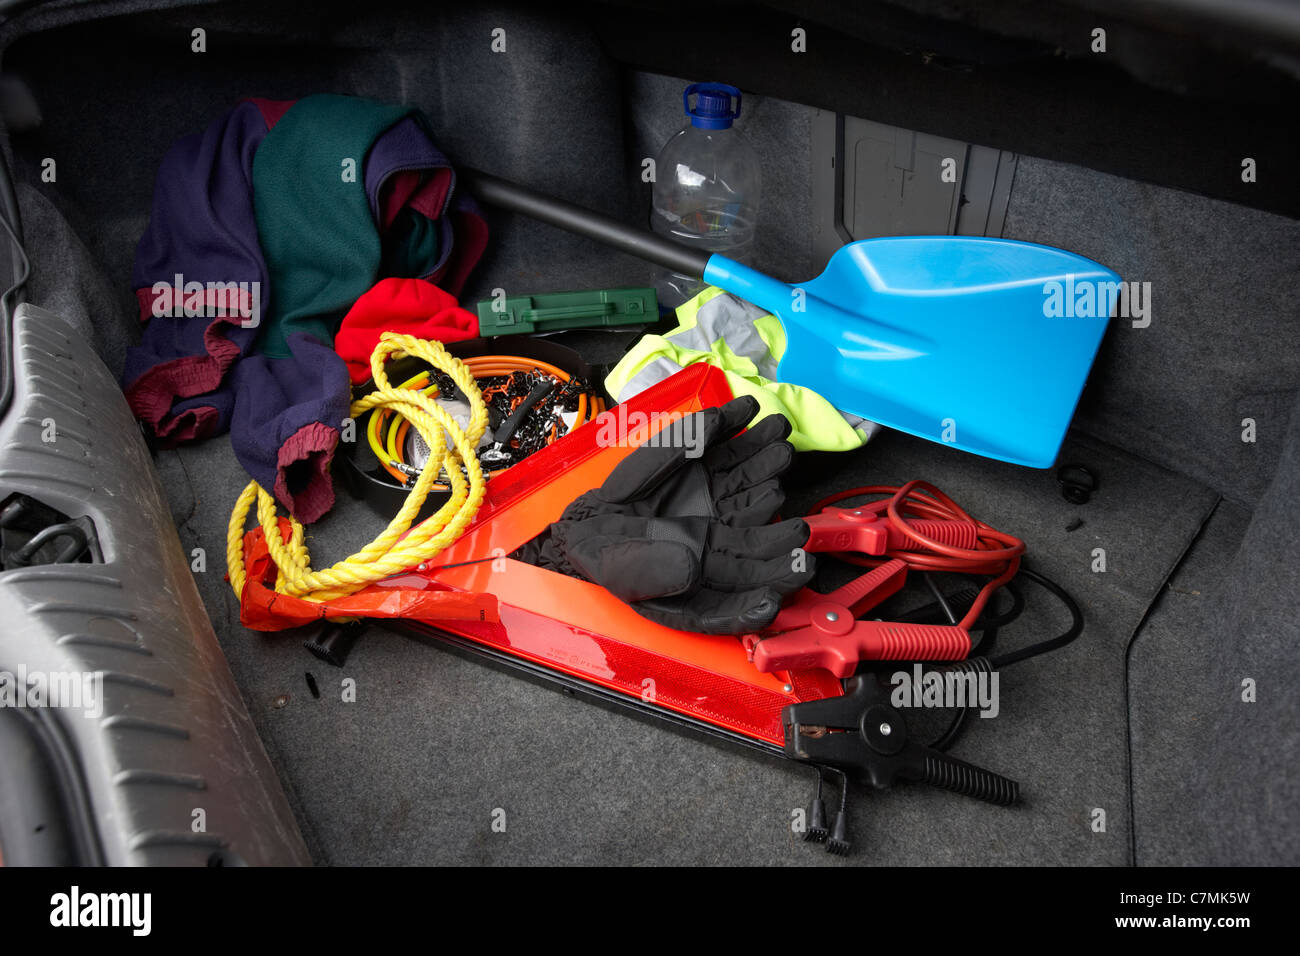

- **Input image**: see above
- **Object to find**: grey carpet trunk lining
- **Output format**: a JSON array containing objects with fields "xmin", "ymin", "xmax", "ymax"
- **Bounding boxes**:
[{"xmin": 147, "ymin": 404, "xmax": 1217, "ymax": 865}]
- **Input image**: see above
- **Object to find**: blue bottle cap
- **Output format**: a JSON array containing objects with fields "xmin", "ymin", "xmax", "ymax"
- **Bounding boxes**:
[{"xmin": 683, "ymin": 82, "xmax": 742, "ymax": 130}]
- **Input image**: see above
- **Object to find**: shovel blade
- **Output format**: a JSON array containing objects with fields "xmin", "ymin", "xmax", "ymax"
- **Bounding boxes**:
[{"xmin": 704, "ymin": 237, "xmax": 1120, "ymax": 468}]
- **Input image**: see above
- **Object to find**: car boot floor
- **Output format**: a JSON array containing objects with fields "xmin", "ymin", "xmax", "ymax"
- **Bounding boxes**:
[{"xmin": 154, "ymin": 397, "xmax": 1222, "ymax": 865}]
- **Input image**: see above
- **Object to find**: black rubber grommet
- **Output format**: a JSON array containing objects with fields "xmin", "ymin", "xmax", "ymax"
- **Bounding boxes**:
[{"xmin": 1056, "ymin": 463, "xmax": 1097, "ymax": 505}]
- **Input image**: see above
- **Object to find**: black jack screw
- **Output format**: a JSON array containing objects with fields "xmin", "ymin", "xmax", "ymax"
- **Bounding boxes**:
[
  {"xmin": 805, "ymin": 767, "xmax": 828, "ymax": 843},
  {"xmin": 304, "ymin": 619, "xmax": 368, "ymax": 667},
  {"xmin": 826, "ymin": 768, "xmax": 852, "ymax": 856}
]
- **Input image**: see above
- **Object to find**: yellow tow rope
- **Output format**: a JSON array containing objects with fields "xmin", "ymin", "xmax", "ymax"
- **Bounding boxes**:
[{"xmin": 226, "ymin": 332, "xmax": 488, "ymax": 603}]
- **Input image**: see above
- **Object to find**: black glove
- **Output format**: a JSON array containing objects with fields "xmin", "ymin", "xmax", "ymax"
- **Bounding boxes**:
[{"xmin": 517, "ymin": 395, "xmax": 813, "ymax": 634}]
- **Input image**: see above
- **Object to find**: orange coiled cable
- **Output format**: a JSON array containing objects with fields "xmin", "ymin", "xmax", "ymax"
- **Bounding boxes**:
[{"xmin": 373, "ymin": 353, "xmax": 602, "ymax": 485}]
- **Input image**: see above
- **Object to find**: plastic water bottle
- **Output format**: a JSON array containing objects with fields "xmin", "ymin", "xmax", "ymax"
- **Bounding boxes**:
[{"xmin": 651, "ymin": 82, "xmax": 761, "ymax": 308}]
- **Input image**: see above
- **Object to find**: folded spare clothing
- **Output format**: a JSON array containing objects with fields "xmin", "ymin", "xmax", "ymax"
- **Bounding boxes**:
[
  {"xmin": 122, "ymin": 100, "xmax": 270, "ymax": 444},
  {"xmin": 120, "ymin": 94, "xmax": 488, "ymax": 523},
  {"xmin": 229, "ymin": 332, "xmax": 353, "ymax": 523}
]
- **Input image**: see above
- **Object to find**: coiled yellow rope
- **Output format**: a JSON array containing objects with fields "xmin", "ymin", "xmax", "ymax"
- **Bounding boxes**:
[{"xmin": 226, "ymin": 332, "xmax": 488, "ymax": 604}]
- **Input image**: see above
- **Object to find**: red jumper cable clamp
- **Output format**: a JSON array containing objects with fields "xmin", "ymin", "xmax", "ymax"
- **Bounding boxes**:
[{"xmin": 743, "ymin": 482, "xmax": 1024, "ymax": 678}]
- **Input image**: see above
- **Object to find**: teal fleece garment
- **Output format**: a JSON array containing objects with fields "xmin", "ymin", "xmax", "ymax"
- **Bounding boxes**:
[{"xmin": 252, "ymin": 94, "xmax": 414, "ymax": 357}]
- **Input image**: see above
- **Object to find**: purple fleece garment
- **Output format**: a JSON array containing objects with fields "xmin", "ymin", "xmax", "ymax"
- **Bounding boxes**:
[
  {"xmin": 364, "ymin": 116, "xmax": 455, "ymax": 274},
  {"xmin": 123, "ymin": 97, "xmax": 486, "ymax": 522},
  {"xmin": 365, "ymin": 117, "xmax": 455, "ymax": 219},
  {"xmin": 228, "ymin": 106, "xmax": 446, "ymax": 519},
  {"xmin": 122, "ymin": 101, "xmax": 270, "ymax": 442},
  {"xmin": 364, "ymin": 116, "xmax": 488, "ymax": 294},
  {"xmin": 230, "ymin": 332, "xmax": 352, "ymax": 524}
]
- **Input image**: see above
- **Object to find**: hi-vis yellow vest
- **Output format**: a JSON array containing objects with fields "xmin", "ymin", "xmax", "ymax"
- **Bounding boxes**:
[{"xmin": 605, "ymin": 287, "xmax": 879, "ymax": 452}]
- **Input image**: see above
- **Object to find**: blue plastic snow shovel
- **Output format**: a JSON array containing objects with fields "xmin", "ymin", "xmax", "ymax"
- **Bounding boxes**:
[{"xmin": 467, "ymin": 171, "xmax": 1120, "ymax": 468}]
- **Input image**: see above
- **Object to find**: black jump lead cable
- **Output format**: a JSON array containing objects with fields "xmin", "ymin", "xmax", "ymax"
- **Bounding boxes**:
[{"xmin": 900, "ymin": 564, "xmax": 1083, "ymax": 753}]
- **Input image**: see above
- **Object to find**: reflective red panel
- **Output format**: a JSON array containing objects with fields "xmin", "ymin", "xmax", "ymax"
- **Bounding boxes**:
[{"xmin": 406, "ymin": 364, "xmax": 843, "ymax": 746}]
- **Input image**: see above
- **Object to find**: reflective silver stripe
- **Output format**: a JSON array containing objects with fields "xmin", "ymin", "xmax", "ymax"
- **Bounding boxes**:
[
  {"xmin": 612, "ymin": 355, "xmax": 686, "ymax": 401},
  {"xmin": 665, "ymin": 322, "xmax": 712, "ymax": 354},
  {"xmin": 674, "ymin": 293, "xmax": 777, "ymax": 377}
]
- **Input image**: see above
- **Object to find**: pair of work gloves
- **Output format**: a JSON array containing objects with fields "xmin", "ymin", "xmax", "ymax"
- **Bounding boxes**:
[{"xmin": 517, "ymin": 396, "xmax": 813, "ymax": 634}]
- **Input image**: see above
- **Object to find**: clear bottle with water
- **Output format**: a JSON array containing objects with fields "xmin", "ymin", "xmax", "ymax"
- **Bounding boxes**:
[{"xmin": 651, "ymin": 82, "xmax": 761, "ymax": 308}]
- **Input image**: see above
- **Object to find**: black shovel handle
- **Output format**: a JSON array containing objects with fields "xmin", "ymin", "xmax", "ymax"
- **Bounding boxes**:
[{"xmin": 463, "ymin": 170, "xmax": 713, "ymax": 279}]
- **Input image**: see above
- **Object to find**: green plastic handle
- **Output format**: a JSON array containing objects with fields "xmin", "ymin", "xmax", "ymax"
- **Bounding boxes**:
[{"xmin": 521, "ymin": 303, "xmax": 615, "ymax": 322}]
